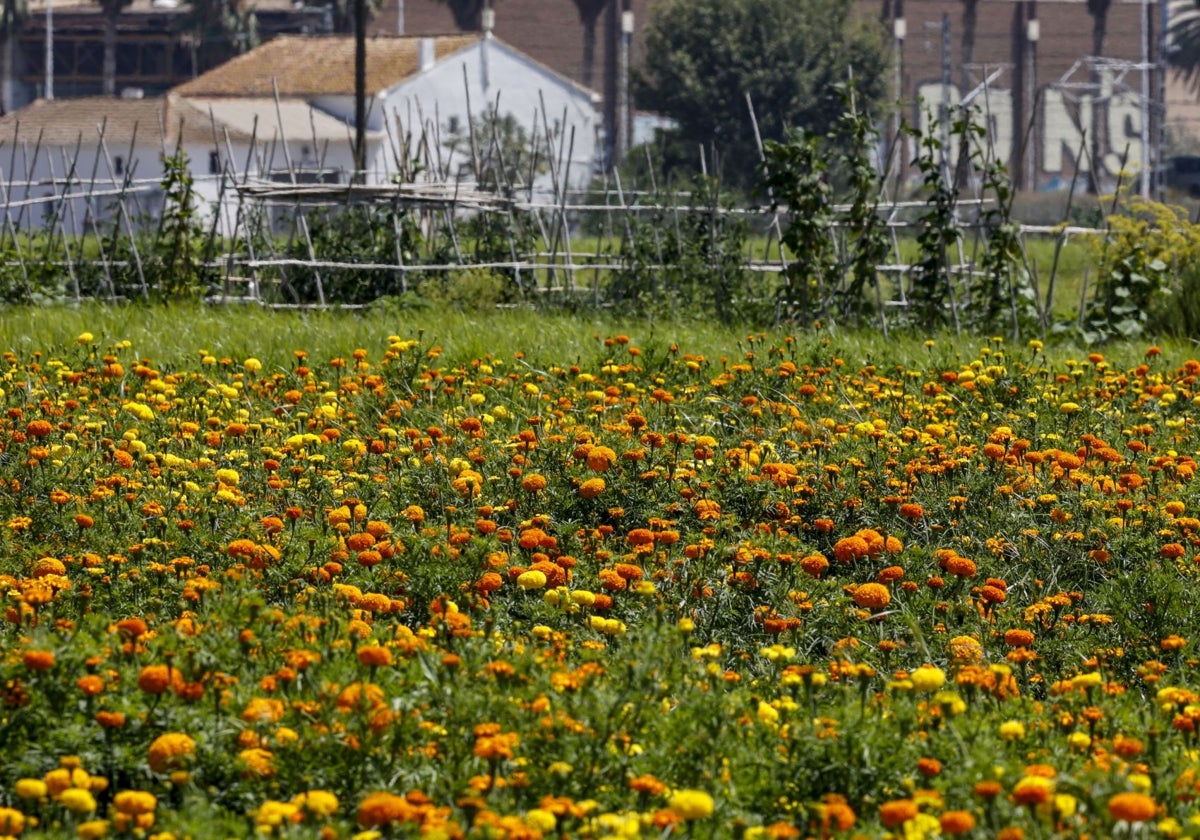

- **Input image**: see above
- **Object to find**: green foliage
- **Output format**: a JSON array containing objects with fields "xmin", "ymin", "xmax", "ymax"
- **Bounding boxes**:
[
  {"xmin": 906, "ymin": 112, "xmax": 962, "ymax": 331},
  {"xmin": 443, "ymin": 106, "xmax": 556, "ymax": 194},
  {"xmin": 420, "ymin": 267, "xmax": 509, "ymax": 313},
  {"xmin": 1079, "ymin": 195, "xmax": 1200, "ymax": 342},
  {"xmin": 144, "ymin": 149, "xmax": 216, "ymax": 302},
  {"xmin": 635, "ymin": 0, "xmax": 889, "ymax": 187},
  {"xmin": 611, "ymin": 175, "xmax": 764, "ymax": 324},
  {"xmin": 279, "ymin": 204, "xmax": 424, "ymax": 305},
  {"xmin": 761, "ymin": 128, "xmax": 835, "ymax": 323}
]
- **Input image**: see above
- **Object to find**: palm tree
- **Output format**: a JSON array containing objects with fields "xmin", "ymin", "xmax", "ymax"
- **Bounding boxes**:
[
  {"xmin": 1086, "ymin": 0, "xmax": 1113, "ymax": 191},
  {"xmin": 179, "ymin": 0, "xmax": 258, "ymax": 76},
  {"xmin": 573, "ymin": 0, "xmax": 608, "ymax": 89},
  {"xmin": 960, "ymin": 0, "xmax": 978, "ymax": 87},
  {"xmin": 436, "ymin": 0, "xmax": 487, "ymax": 30},
  {"xmin": 100, "ymin": 0, "xmax": 134, "ymax": 96},
  {"xmin": 1087, "ymin": 0, "xmax": 1112, "ymax": 58},
  {"xmin": 1168, "ymin": 0, "xmax": 1200, "ymax": 88}
]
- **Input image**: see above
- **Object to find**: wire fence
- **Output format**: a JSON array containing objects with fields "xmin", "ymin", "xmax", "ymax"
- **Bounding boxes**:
[{"xmin": 0, "ymin": 94, "xmax": 1110, "ymax": 336}]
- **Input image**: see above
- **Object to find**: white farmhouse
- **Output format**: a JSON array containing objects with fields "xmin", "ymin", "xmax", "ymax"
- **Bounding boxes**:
[
  {"xmin": 0, "ymin": 32, "xmax": 601, "ymax": 235},
  {"xmin": 172, "ymin": 32, "xmax": 601, "ymax": 189}
]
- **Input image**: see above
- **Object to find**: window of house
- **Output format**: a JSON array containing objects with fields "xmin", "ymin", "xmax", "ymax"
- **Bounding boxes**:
[
  {"xmin": 113, "ymin": 156, "xmax": 124, "ymax": 176},
  {"xmin": 209, "ymin": 151, "xmax": 220, "ymax": 175}
]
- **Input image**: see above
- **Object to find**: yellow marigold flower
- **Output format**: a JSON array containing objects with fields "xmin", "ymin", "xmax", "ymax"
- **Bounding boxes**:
[
  {"xmin": 0, "ymin": 807, "xmax": 24, "ymax": 834},
  {"xmin": 77, "ymin": 820, "xmax": 111, "ymax": 840},
  {"xmin": 256, "ymin": 800, "xmax": 300, "ymax": 827},
  {"xmin": 124, "ymin": 402, "xmax": 155, "ymax": 422},
  {"xmin": 525, "ymin": 809, "xmax": 557, "ymax": 832},
  {"xmin": 238, "ymin": 748, "xmax": 275, "ymax": 778},
  {"xmin": 910, "ymin": 665, "xmax": 946, "ymax": 692},
  {"xmin": 668, "ymin": 789, "xmax": 714, "ymax": 820},
  {"xmin": 517, "ymin": 570, "xmax": 548, "ymax": 590},
  {"xmin": 999, "ymin": 720, "xmax": 1027, "ymax": 741},
  {"xmin": 15, "ymin": 778, "xmax": 47, "ymax": 800},
  {"xmin": 60, "ymin": 787, "xmax": 97, "ymax": 814},
  {"xmin": 292, "ymin": 789, "xmax": 339, "ymax": 818}
]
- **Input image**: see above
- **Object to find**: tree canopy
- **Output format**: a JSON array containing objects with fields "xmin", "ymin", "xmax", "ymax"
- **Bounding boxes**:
[{"xmin": 634, "ymin": 0, "xmax": 889, "ymax": 186}]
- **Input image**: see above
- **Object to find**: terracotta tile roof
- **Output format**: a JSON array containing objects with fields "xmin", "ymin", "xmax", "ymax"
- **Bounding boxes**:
[
  {"xmin": 0, "ymin": 96, "xmax": 203, "ymax": 148},
  {"xmin": 172, "ymin": 34, "xmax": 480, "ymax": 98}
]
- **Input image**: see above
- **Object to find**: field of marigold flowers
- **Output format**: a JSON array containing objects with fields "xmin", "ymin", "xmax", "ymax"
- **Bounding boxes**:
[{"xmin": 2, "ymin": 311, "xmax": 1200, "ymax": 838}]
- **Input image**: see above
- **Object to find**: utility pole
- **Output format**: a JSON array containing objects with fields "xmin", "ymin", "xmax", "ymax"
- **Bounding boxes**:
[
  {"xmin": 354, "ymin": 0, "xmax": 366, "ymax": 180},
  {"xmin": 942, "ymin": 11, "xmax": 951, "ymax": 174},
  {"xmin": 1140, "ymin": 0, "xmax": 1150, "ymax": 198},
  {"xmin": 892, "ymin": 2, "xmax": 905, "ymax": 194},
  {"xmin": 45, "ymin": 0, "xmax": 53, "ymax": 100},
  {"xmin": 615, "ymin": 2, "xmax": 632, "ymax": 166}
]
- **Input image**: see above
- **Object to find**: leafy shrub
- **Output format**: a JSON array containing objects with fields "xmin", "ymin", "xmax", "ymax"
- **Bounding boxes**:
[{"xmin": 1081, "ymin": 195, "xmax": 1200, "ymax": 341}]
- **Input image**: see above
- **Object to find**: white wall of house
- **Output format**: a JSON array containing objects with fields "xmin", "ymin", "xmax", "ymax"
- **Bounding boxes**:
[{"xmin": 312, "ymin": 37, "xmax": 600, "ymax": 188}]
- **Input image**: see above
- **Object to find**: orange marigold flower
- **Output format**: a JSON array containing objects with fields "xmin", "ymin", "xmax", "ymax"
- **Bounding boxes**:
[
  {"xmin": 357, "ymin": 792, "xmax": 416, "ymax": 827},
  {"xmin": 77, "ymin": 674, "xmax": 104, "ymax": 696},
  {"xmin": 693, "ymin": 499, "xmax": 721, "ymax": 520},
  {"xmin": 851, "ymin": 583, "xmax": 891, "ymax": 610},
  {"xmin": 899, "ymin": 503, "xmax": 924, "ymax": 520},
  {"xmin": 629, "ymin": 774, "xmax": 668, "ymax": 795},
  {"xmin": 96, "ymin": 710, "xmax": 126, "ymax": 729},
  {"xmin": 917, "ymin": 757, "xmax": 942, "ymax": 777},
  {"xmin": 137, "ymin": 664, "xmax": 181, "ymax": 695},
  {"xmin": 878, "ymin": 799, "xmax": 918, "ymax": 828},
  {"xmin": 113, "ymin": 790, "xmax": 157, "ymax": 815},
  {"xmin": 974, "ymin": 781, "xmax": 1003, "ymax": 799},
  {"xmin": 1107, "ymin": 792, "xmax": 1157, "ymax": 823},
  {"xmin": 833, "ymin": 536, "xmax": 868, "ymax": 564},
  {"xmin": 1161, "ymin": 634, "xmax": 1188, "ymax": 651},
  {"xmin": 877, "ymin": 565, "xmax": 905, "ymax": 584},
  {"xmin": 820, "ymin": 796, "xmax": 856, "ymax": 832},
  {"xmin": 800, "ymin": 554, "xmax": 829, "ymax": 578},
  {"xmin": 579, "ymin": 478, "xmax": 606, "ymax": 499},
  {"xmin": 147, "ymin": 732, "xmax": 195, "ymax": 774},
  {"xmin": 238, "ymin": 747, "xmax": 275, "ymax": 778},
  {"xmin": 1004, "ymin": 629, "xmax": 1036, "ymax": 648},
  {"xmin": 242, "ymin": 697, "xmax": 285, "ymax": 724},
  {"xmin": 586, "ymin": 446, "xmax": 618, "ymax": 472},
  {"xmin": 26, "ymin": 419, "xmax": 54, "ymax": 438},
  {"xmin": 357, "ymin": 645, "xmax": 393, "ymax": 668},
  {"xmin": 22, "ymin": 649, "xmax": 55, "ymax": 671},
  {"xmin": 32, "ymin": 557, "xmax": 66, "ymax": 577},
  {"xmin": 1011, "ymin": 776, "xmax": 1053, "ymax": 806},
  {"xmin": 943, "ymin": 555, "xmax": 977, "ymax": 577},
  {"xmin": 940, "ymin": 810, "xmax": 976, "ymax": 834},
  {"xmin": 1160, "ymin": 543, "xmax": 1186, "ymax": 559},
  {"xmin": 521, "ymin": 473, "xmax": 548, "ymax": 493}
]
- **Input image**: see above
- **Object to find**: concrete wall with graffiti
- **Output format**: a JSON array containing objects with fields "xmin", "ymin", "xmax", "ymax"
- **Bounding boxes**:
[{"xmin": 874, "ymin": 0, "xmax": 1166, "ymax": 191}]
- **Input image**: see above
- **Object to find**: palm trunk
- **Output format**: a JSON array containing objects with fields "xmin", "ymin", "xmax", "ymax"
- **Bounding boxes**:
[
  {"xmin": 582, "ymin": 17, "xmax": 597, "ymax": 89},
  {"xmin": 0, "ymin": 0, "xmax": 12, "ymax": 112},
  {"xmin": 1089, "ymin": 9, "xmax": 1108, "ymax": 192},
  {"xmin": 960, "ymin": 0, "xmax": 977, "ymax": 88},
  {"xmin": 103, "ymin": 14, "xmax": 118, "ymax": 96}
]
